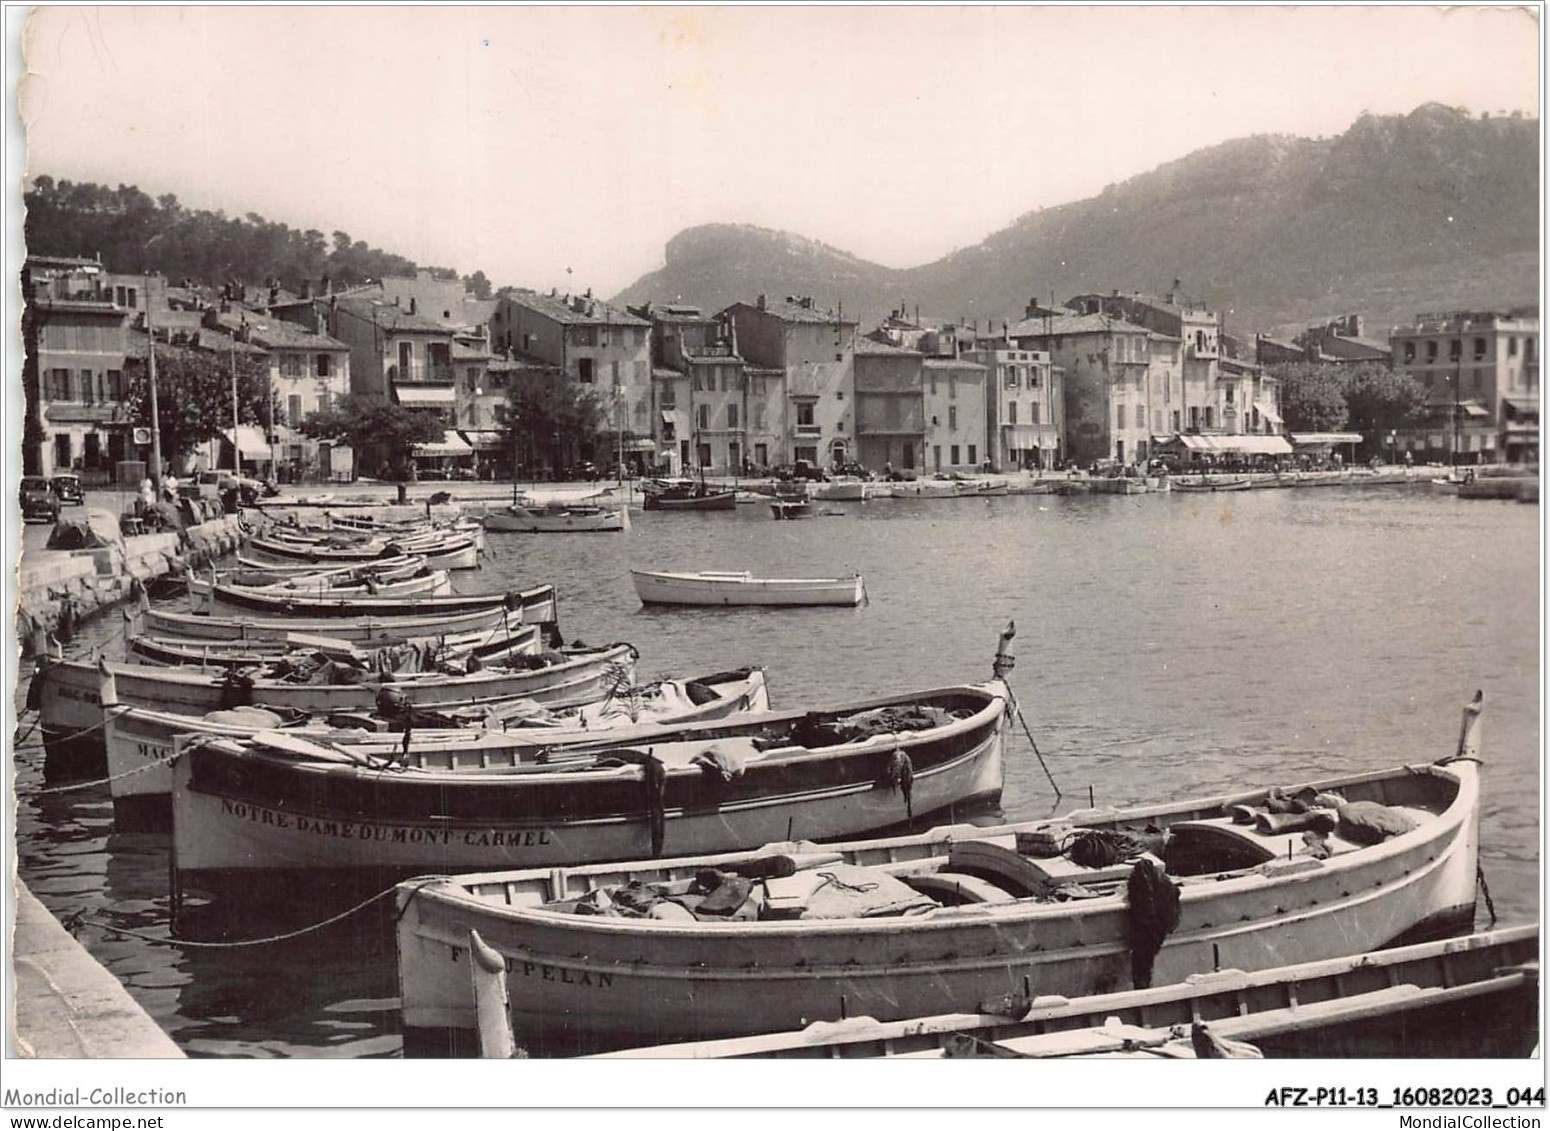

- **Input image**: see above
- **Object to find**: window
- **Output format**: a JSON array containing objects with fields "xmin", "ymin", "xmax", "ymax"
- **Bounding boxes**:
[
  {"xmin": 1135, "ymin": 405, "xmax": 1145, "ymax": 428},
  {"xmin": 1155, "ymin": 410, "xmax": 1164, "ymax": 434},
  {"xmin": 1004, "ymin": 366, "xmax": 1019, "ymax": 390},
  {"xmin": 950, "ymin": 444, "xmax": 960, "ymax": 465},
  {"xmin": 948, "ymin": 405, "xmax": 957, "ymax": 430},
  {"xmin": 967, "ymin": 444, "xmax": 977, "ymax": 466},
  {"xmin": 1224, "ymin": 384, "xmax": 1234, "ymax": 404},
  {"xmin": 948, "ymin": 376, "xmax": 956, "ymax": 399},
  {"xmin": 1031, "ymin": 403, "xmax": 1041, "ymax": 426},
  {"xmin": 48, "ymin": 368, "xmax": 70, "ymax": 400},
  {"xmin": 1115, "ymin": 403, "xmax": 1124, "ymax": 429},
  {"xmin": 1172, "ymin": 409, "xmax": 1181, "ymax": 432},
  {"xmin": 318, "ymin": 391, "xmax": 331, "ymax": 415},
  {"xmin": 753, "ymin": 404, "xmax": 765, "ymax": 430},
  {"xmin": 79, "ymin": 369, "xmax": 94, "ymax": 403},
  {"xmin": 1527, "ymin": 338, "xmax": 1537, "ymax": 362},
  {"xmin": 933, "ymin": 445, "xmax": 941, "ymax": 470},
  {"xmin": 1508, "ymin": 337, "xmax": 1519, "ymax": 357},
  {"xmin": 1474, "ymin": 337, "xmax": 1487, "ymax": 360},
  {"xmin": 662, "ymin": 421, "xmax": 676, "ymax": 442},
  {"xmin": 660, "ymin": 387, "xmax": 676, "ymax": 409},
  {"xmin": 281, "ymin": 353, "xmax": 305, "ymax": 378},
  {"xmin": 1426, "ymin": 340, "xmax": 1438, "ymax": 362},
  {"xmin": 1449, "ymin": 339, "xmax": 1461, "ymax": 361},
  {"xmin": 1204, "ymin": 406, "xmax": 1215, "ymax": 429},
  {"xmin": 929, "ymin": 373, "xmax": 937, "ymax": 395},
  {"xmin": 727, "ymin": 404, "xmax": 739, "ymax": 428},
  {"xmin": 635, "ymin": 361, "xmax": 647, "ymax": 383},
  {"xmin": 1007, "ymin": 401, "xmax": 1017, "ymax": 425},
  {"xmin": 755, "ymin": 443, "xmax": 767, "ymax": 465},
  {"xmin": 469, "ymin": 402, "xmax": 481, "ymax": 427},
  {"xmin": 697, "ymin": 404, "xmax": 709, "ymax": 430},
  {"xmin": 574, "ymin": 327, "xmax": 595, "ymax": 348},
  {"xmin": 796, "ymin": 402, "xmax": 815, "ymax": 427},
  {"xmin": 466, "ymin": 368, "xmax": 479, "ymax": 392},
  {"xmin": 317, "ymin": 353, "xmax": 331, "ymax": 377},
  {"xmin": 105, "ymin": 369, "xmax": 122, "ymax": 401},
  {"xmin": 1189, "ymin": 406, "xmax": 1200, "ymax": 430},
  {"xmin": 288, "ymin": 395, "xmax": 302, "ymax": 427},
  {"xmin": 611, "ymin": 361, "xmax": 621, "ymax": 388},
  {"xmin": 578, "ymin": 358, "xmax": 594, "ymax": 384}
]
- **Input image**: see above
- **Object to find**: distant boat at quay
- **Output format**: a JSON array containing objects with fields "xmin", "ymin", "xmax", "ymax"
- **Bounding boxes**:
[{"xmin": 632, "ymin": 569, "xmax": 866, "ymax": 607}]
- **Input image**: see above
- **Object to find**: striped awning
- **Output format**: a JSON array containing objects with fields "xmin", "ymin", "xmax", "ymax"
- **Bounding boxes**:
[
  {"xmin": 1178, "ymin": 434, "xmax": 1293, "ymax": 455},
  {"xmin": 224, "ymin": 425, "xmax": 271, "ymax": 459},
  {"xmin": 413, "ymin": 430, "xmax": 472, "ymax": 457},
  {"xmin": 460, "ymin": 430, "xmax": 506, "ymax": 450},
  {"xmin": 395, "ymin": 385, "xmax": 455, "ymax": 406}
]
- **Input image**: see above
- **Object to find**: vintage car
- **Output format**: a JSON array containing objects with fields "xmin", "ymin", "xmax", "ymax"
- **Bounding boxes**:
[
  {"xmin": 21, "ymin": 476, "xmax": 61, "ymax": 523},
  {"xmin": 50, "ymin": 474, "xmax": 85, "ymax": 506}
]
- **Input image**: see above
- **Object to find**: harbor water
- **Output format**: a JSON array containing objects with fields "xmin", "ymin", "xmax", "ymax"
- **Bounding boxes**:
[{"xmin": 12, "ymin": 485, "xmax": 1540, "ymax": 1057}]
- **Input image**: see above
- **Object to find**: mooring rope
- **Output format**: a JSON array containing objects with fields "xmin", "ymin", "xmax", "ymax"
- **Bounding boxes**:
[
  {"xmin": 17, "ymin": 731, "xmax": 189, "ymax": 796},
  {"xmin": 72, "ymin": 875, "xmax": 446, "ymax": 949},
  {"xmin": 1477, "ymin": 862, "xmax": 1499, "ymax": 927},
  {"xmin": 1003, "ymin": 684, "xmax": 1062, "ymax": 798}
]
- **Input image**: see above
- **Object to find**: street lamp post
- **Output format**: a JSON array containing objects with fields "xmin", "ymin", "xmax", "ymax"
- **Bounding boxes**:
[{"xmin": 144, "ymin": 273, "xmax": 165, "ymax": 494}]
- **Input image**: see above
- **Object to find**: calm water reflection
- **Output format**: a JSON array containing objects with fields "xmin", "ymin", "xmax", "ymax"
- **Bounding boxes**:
[{"xmin": 13, "ymin": 485, "xmax": 1540, "ymax": 1056}]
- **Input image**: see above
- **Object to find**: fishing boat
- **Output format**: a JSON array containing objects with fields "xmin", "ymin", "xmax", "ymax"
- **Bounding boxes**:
[
  {"xmin": 586, "ymin": 926, "xmax": 1537, "ymax": 1060},
  {"xmin": 249, "ymin": 530, "xmax": 480, "ymax": 571},
  {"xmin": 769, "ymin": 497, "xmax": 812, "ymax": 520},
  {"xmin": 125, "ymin": 608, "xmax": 535, "ymax": 671},
  {"xmin": 813, "ymin": 477, "xmax": 869, "ymax": 502},
  {"xmin": 964, "ymin": 480, "xmax": 1010, "ymax": 497},
  {"xmin": 1171, "ymin": 476, "xmax": 1251, "ymax": 493},
  {"xmin": 483, "ymin": 501, "xmax": 630, "ymax": 533},
  {"xmin": 1088, "ymin": 477, "xmax": 1148, "ymax": 496},
  {"xmin": 37, "ymin": 638, "xmax": 634, "ymax": 763},
  {"xmin": 231, "ymin": 553, "xmax": 429, "ymax": 577},
  {"xmin": 632, "ymin": 569, "xmax": 866, "ymax": 607},
  {"xmin": 641, "ymin": 478, "xmax": 737, "ymax": 511},
  {"xmin": 189, "ymin": 579, "xmax": 515, "ymax": 619},
  {"xmin": 394, "ymin": 691, "xmax": 1482, "ymax": 1052},
  {"xmin": 188, "ymin": 566, "xmax": 450, "ymax": 602},
  {"xmin": 101, "ymin": 665, "xmax": 769, "ymax": 826},
  {"xmin": 143, "ymin": 586, "xmax": 555, "ymax": 647},
  {"xmin": 175, "ymin": 658, "xmax": 1007, "ymax": 901}
]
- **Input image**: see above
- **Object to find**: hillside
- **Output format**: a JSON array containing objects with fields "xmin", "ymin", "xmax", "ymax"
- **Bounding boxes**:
[{"xmin": 613, "ymin": 104, "xmax": 1539, "ymax": 336}]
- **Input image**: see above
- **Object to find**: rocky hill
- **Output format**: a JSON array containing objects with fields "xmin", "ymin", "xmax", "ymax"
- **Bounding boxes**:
[{"xmin": 613, "ymin": 104, "xmax": 1539, "ymax": 336}]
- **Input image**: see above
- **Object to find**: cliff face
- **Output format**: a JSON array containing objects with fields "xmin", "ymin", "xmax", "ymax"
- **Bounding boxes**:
[{"xmin": 614, "ymin": 105, "xmax": 1539, "ymax": 335}]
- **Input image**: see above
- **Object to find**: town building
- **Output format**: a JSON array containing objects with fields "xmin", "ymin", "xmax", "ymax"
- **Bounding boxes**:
[
  {"xmin": 492, "ymin": 289, "xmax": 653, "ymax": 469},
  {"xmin": 21, "ymin": 256, "xmax": 134, "ymax": 478},
  {"xmin": 960, "ymin": 342, "xmax": 1060, "ymax": 471},
  {"xmin": 854, "ymin": 338, "xmax": 925, "ymax": 473},
  {"xmin": 922, "ymin": 356, "xmax": 988, "ymax": 474},
  {"xmin": 204, "ymin": 307, "xmax": 354, "ymax": 480},
  {"xmin": 633, "ymin": 303, "xmax": 751, "ymax": 475},
  {"xmin": 1006, "ymin": 310, "xmax": 1151, "ymax": 466},
  {"xmin": 1389, "ymin": 308, "xmax": 1539, "ymax": 464},
  {"xmin": 723, "ymin": 295, "xmax": 856, "ymax": 469}
]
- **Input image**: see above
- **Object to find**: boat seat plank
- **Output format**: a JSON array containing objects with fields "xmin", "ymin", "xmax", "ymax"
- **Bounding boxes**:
[{"xmin": 904, "ymin": 871, "xmax": 1017, "ymax": 904}]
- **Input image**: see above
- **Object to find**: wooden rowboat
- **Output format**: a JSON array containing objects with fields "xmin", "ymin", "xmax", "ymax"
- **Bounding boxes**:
[
  {"xmin": 37, "ymin": 639, "xmax": 633, "ymax": 765},
  {"xmin": 632, "ymin": 569, "xmax": 866, "ymax": 607},
  {"xmin": 642, "ymin": 480, "xmax": 737, "ymax": 511},
  {"xmin": 231, "ymin": 553, "xmax": 428, "ymax": 577},
  {"xmin": 175, "ymin": 672, "xmax": 1005, "ymax": 900},
  {"xmin": 1171, "ymin": 476, "xmax": 1251, "ymax": 493},
  {"xmin": 482, "ymin": 503, "xmax": 629, "ymax": 533},
  {"xmin": 102, "ymin": 666, "xmax": 770, "ymax": 827},
  {"xmin": 394, "ymin": 692, "xmax": 1482, "ymax": 1053},
  {"xmin": 768, "ymin": 497, "xmax": 812, "ymax": 520},
  {"xmin": 249, "ymin": 531, "xmax": 480, "ymax": 571},
  {"xmin": 584, "ymin": 925, "xmax": 1537, "ymax": 1059},
  {"xmin": 189, "ymin": 567, "xmax": 450, "ymax": 602},
  {"xmin": 190, "ymin": 579, "xmax": 515, "ymax": 618}
]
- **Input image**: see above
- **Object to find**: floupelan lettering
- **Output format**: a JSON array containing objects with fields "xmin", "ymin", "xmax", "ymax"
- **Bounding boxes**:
[{"xmin": 219, "ymin": 798, "xmax": 553, "ymax": 847}]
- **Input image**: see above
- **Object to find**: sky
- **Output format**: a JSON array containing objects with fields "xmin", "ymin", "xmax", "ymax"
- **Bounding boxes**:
[{"xmin": 16, "ymin": 5, "xmax": 1542, "ymax": 298}]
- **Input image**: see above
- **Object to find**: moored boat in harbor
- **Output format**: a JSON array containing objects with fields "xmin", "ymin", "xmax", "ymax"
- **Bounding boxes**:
[
  {"xmin": 482, "ymin": 500, "xmax": 630, "ymax": 533},
  {"xmin": 641, "ymin": 478, "xmax": 737, "ymax": 511},
  {"xmin": 585, "ymin": 925, "xmax": 1537, "ymax": 1059},
  {"xmin": 174, "ymin": 666, "xmax": 1007, "ymax": 899},
  {"xmin": 632, "ymin": 569, "xmax": 865, "ymax": 607},
  {"xmin": 394, "ymin": 691, "xmax": 1482, "ymax": 1052}
]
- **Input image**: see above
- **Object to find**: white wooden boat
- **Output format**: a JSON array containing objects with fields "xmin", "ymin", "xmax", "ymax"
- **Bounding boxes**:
[
  {"xmin": 37, "ymin": 640, "xmax": 634, "ymax": 762},
  {"xmin": 249, "ymin": 530, "xmax": 480, "ymax": 571},
  {"xmin": 586, "ymin": 926, "xmax": 1537, "ymax": 1059},
  {"xmin": 231, "ymin": 553, "xmax": 429, "ymax": 577},
  {"xmin": 964, "ymin": 479, "xmax": 1010, "ymax": 497},
  {"xmin": 1171, "ymin": 476, "xmax": 1251, "ymax": 493},
  {"xmin": 395, "ymin": 692, "xmax": 1482, "ymax": 1052},
  {"xmin": 189, "ymin": 578, "xmax": 513, "ymax": 619},
  {"xmin": 483, "ymin": 502, "xmax": 629, "ymax": 533},
  {"xmin": 641, "ymin": 480, "xmax": 737, "ymax": 511},
  {"xmin": 102, "ymin": 666, "xmax": 769, "ymax": 826},
  {"xmin": 1088, "ymin": 477, "xmax": 1148, "ymax": 495},
  {"xmin": 768, "ymin": 497, "xmax": 812, "ymax": 520},
  {"xmin": 813, "ymin": 478, "xmax": 869, "ymax": 502},
  {"xmin": 632, "ymin": 569, "xmax": 866, "ymax": 607},
  {"xmin": 174, "ymin": 673, "xmax": 1006, "ymax": 896},
  {"xmin": 189, "ymin": 566, "xmax": 450, "ymax": 602},
  {"xmin": 142, "ymin": 590, "xmax": 554, "ymax": 647}
]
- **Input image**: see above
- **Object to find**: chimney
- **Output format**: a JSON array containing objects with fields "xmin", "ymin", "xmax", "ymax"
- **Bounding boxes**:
[{"xmin": 756, "ymin": 294, "xmax": 766, "ymax": 311}]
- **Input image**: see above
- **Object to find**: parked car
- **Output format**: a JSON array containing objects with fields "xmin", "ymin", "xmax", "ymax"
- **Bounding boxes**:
[
  {"xmin": 50, "ymin": 474, "xmax": 84, "ymax": 506},
  {"xmin": 21, "ymin": 476, "xmax": 60, "ymax": 523},
  {"xmin": 567, "ymin": 461, "xmax": 600, "ymax": 482},
  {"xmin": 774, "ymin": 460, "xmax": 828, "ymax": 482},
  {"xmin": 195, "ymin": 470, "xmax": 229, "ymax": 500},
  {"xmin": 832, "ymin": 461, "xmax": 873, "ymax": 480}
]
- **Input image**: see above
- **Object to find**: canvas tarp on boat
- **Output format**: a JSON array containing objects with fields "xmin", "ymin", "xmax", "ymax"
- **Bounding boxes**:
[{"xmin": 46, "ymin": 508, "xmax": 124, "ymax": 550}]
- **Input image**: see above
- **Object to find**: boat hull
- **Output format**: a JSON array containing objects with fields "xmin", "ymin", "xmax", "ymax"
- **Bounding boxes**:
[
  {"xmin": 483, "ymin": 507, "xmax": 629, "ymax": 533},
  {"xmin": 173, "ymin": 683, "xmax": 1004, "ymax": 882},
  {"xmin": 395, "ymin": 760, "xmax": 1477, "ymax": 1051},
  {"xmin": 632, "ymin": 570, "xmax": 865, "ymax": 607},
  {"xmin": 643, "ymin": 491, "xmax": 737, "ymax": 511},
  {"xmin": 813, "ymin": 481, "xmax": 867, "ymax": 502},
  {"xmin": 39, "ymin": 641, "xmax": 631, "ymax": 762}
]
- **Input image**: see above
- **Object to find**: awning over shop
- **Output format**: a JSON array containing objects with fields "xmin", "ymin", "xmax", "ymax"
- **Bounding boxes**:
[
  {"xmin": 1459, "ymin": 400, "xmax": 1491, "ymax": 418},
  {"xmin": 1175, "ymin": 434, "xmax": 1294, "ymax": 455},
  {"xmin": 395, "ymin": 385, "xmax": 455, "ymax": 406},
  {"xmin": 660, "ymin": 410, "xmax": 675, "ymax": 424},
  {"xmin": 624, "ymin": 439, "xmax": 658, "ymax": 452},
  {"xmin": 223, "ymin": 425, "xmax": 271, "ymax": 459},
  {"xmin": 413, "ymin": 430, "xmax": 473, "ymax": 458},
  {"xmin": 1290, "ymin": 432, "xmax": 1364, "ymax": 447},
  {"xmin": 1254, "ymin": 400, "xmax": 1283, "ymax": 425},
  {"xmin": 460, "ymin": 430, "xmax": 506, "ymax": 450}
]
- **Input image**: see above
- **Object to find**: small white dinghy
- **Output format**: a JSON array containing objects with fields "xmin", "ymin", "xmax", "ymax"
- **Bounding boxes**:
[{"xmin": 632, "ymin": 569, "xmax": 866, "ymax": 607}]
